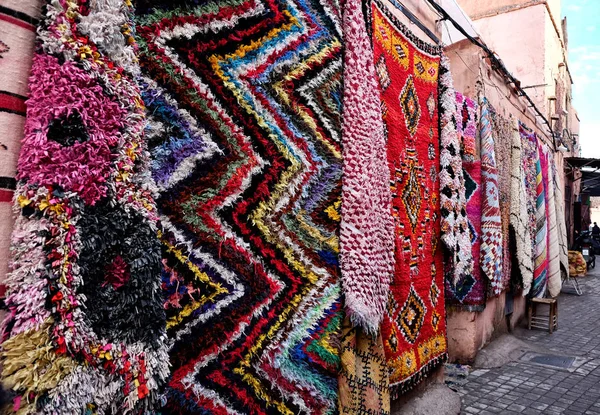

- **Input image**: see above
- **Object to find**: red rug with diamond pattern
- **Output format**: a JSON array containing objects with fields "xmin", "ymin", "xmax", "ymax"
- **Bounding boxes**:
[{"xmin": 371, "ymin": 0, "xmax": 447, "ymax": 398}]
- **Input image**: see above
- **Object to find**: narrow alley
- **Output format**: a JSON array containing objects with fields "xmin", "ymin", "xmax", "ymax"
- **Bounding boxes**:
[{"xmin": 458, "ymin": 268, "xmax": 600, "ymax": 414}]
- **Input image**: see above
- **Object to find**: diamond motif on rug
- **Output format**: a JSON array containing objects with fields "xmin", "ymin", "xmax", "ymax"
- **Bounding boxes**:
[
  {"xmin": 398, "ymin": 286, "xmax": 426, "ymax": 344},
  {"xmin": 400, "ymin": 75, "xmax": 421, "ymax": 137},
  {"xmin": 402, "ymin": 157, "xmax": 423, "ymax": 232},
  {"xmin": 448, "ymin": 272, "xmax": 477, "ymax": 301}
]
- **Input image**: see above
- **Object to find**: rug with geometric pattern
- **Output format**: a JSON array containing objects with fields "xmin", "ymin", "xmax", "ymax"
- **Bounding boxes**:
[
  {"xmin": 135, "ymin": 0, "xmax": 344, "ymax": 412},
  {"xmin": 445, "ymin": 92, "xmax": 486, "ymax": 311},
  {"xmin": 371, "ymin": 0, "xmax": 447, "ymax": 398}
]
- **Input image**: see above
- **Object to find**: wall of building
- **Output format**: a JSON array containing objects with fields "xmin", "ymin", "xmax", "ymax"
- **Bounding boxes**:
[{"xmin": 445, "ymin": 39, "xmax": 552, "ymax": 362}]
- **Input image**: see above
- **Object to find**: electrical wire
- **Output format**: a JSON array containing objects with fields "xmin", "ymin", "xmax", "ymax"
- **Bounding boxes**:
[{"xmin": 424, "ymin": 0, "xmax": 556, "ymax": 149}]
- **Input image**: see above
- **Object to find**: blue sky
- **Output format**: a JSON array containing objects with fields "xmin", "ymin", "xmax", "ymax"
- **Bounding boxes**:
[{"xmin": 562, "ymin": 0, "xmax": 600, "ymax": 157}]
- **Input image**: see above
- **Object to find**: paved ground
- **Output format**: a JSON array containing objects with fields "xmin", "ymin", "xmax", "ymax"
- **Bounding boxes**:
[{"xmin": 457, "ymin": 266, "xmax": 600, "ymax": 414}]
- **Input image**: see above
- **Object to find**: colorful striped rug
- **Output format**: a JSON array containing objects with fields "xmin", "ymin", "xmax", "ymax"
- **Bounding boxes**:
[
  {"xmin": 136, "ymin": 0, "xmax": 346, "ymax": 412},
  {"xmin": 531, "ymin": 136, "xmax": 549, "ymax": 298},
  {"xmin": 540, "ymin": 145, "xmax": 561, "ymax": 297},
  {"xmin": 371, "ymin": 0, "xmax": 447, "ymax": 397}
]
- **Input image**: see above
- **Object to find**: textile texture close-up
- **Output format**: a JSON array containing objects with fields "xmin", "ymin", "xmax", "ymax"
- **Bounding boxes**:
[
  {"xmin": 371, "ymin": 0, "xmax": 447, "ymax": 398},
  {"xmin": 1, "ymin": 0, "xmax": 169, "ymax": 413},
  {"xmin": 135, "ymin": 0, "xmax": 345, "ymax": 412}
]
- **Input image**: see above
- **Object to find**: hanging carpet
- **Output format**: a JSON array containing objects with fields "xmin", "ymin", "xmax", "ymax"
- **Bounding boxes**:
[
  {"xmin": 479, "ymin": 97, "xmax": 503, "ymax": 295},
  {"xmin": 552, "ymin": 155, "xmax": 569, "ymax": 277},
  {"xmin": 370, "ymin": 0, "xmax": 447, "ymax": 397},
  {"xmin": 136, "ymin": 0, "xmax": 345, "ymax": 412},
  {"xmin": 1, "ymin": 0, "xmax": 169, "ymax": 413},
  {"xmin": 520, "ymin": 123, "xmax": 538, "ymax": 257},
  {"xmin": 445, "ymin": 92, "xmax": 486, "ymax": 311},
  {"xmin": 490, "ymin": 108, "xmax": 512, "ymax": 293},
  {"xmin": 524, "ymin": 130, "xmax": 548, "ymax": 298},
  {"xmin": 540, "ymin": 145, "xmax": 562, "ymax": 297},
  {"xmin": 509, "ymin": 118, "xmax": 533, "ymax": 295}
]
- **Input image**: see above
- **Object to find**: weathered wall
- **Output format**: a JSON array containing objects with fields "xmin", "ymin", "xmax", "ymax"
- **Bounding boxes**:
[
  {"xmin": 445, "ymin": 40, "xmax": 547, "ymax": 362},
  {"xmin": 471, "ymin": 5, "xmax": 548, "ymax": 113}
]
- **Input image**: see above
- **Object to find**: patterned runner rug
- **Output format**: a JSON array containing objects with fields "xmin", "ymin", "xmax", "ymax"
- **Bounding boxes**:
[
  {"xmin": 445, "ymin": 93, "xmax": 486, "ymax": 310},
  {"xmin": 370, "ymin": 0, "xmax": 447, "ymax": 397}
]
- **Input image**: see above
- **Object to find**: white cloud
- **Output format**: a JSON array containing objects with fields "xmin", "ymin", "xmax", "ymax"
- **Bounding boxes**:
[
  {"xmin": 587, "ymin": 25, "xmax": 597, "ymax": 32},
  {"xmin": 567, "ymin": 4, "xmax": 582, "ymax": 12}
]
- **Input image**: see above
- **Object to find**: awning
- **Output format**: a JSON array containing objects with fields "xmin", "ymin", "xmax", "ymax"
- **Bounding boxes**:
[{"xmin": 565, "ymin": 157, "xmax": 600, "ymax": 170}]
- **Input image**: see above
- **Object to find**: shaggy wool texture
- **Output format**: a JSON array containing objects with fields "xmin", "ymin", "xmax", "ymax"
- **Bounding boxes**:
[
  {"xmin": 438, "ymin": 56, "xmax": 473, "ymax": 286},
  {"xmin": 136, "ymin": 0, "xmax": 347, "ymax": 412},
  {"xmin": 520, "ymin": 123, "xmax": 538, "ymax": 256},
  {"xmin": 445, "ymin": 93, "xmax": 486, "ymax": 311},
  {"xmin": 371, "ymin": 1, "xmax": 447, "ymax": 397},
  {"xmin": 490, "ymin": 108, "xmax": 512, "ymax": 293},
  {"xmin": 0, "ymin": 0, "xmax": 42, "ymax": 293},
  {"xmin": 339, "ymin": 0, "xmax": 395, "ymax": 334},
  {"xmin": 509, "ymin": 118, "xmax": 534, "ymax": 295},
  {"xmin": 540, "ymin": 146, "xmax": 562, "ymax": 297},
  {"xmin": 479, "ymin": 97, "xmax": 503, "ymax": 295},
  {"xmin": 1, "ymin": 1, "xmax": 169, "ymax": 413}
]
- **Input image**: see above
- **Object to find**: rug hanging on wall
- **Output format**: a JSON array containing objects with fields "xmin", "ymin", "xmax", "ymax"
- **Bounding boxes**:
[
  {"xmin": 445, "ymin": 92, "xmax": 486, "ymax": 311},
  {"xmin": 530, "ymin": 133, "xmax": 549, "ymax": 298},
  {"xmin": 0, "ymin": 0, "xmax": 42, "ymax": 294},
  {"xmin": 479, "ymin": 97, "xmax": 503, "ymax": 296},
  {"xmin": 540, "ymin": 145, "xmax": 561, "ymax": 297},
  {"xmin": 552, "ymin": 154, "xmax": 569, "ymax": 277},
  {"xmin": 136, "ymin": 0, "xmax": 346, "ymax": 412},
  {"xmin": 371, "ymin": 0, "xmax": 447, "ymax": 397},
  {"xmin": 1, "ymin": 1, "xmax": 169, "ymax": 413},
  {"xmin": 520, "ymin": 123, "xmax": 538, "ymax": 256},
  {"xmin": 509, "ymin": 118, "xmax": 533, "ymax": 295},
  {"xmin": 490, "ymin": 108, "xmax": 512, "ymax": 293}
]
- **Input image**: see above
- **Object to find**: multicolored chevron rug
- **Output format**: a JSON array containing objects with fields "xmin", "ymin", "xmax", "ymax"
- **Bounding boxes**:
[
  {"xmin": 136, "ymin": 0, "xmax": 345, "ymax": 412},
  {"xmin": 1, "ymin": 1, "xmax": 169, "ymax": 413},
  {"xmin": 371, "ymin": 0, "xmax": 447, "ymax": 397},
  {"xmin": 445, "ymin": 93, "xmax": 486, "ymax": 311}
]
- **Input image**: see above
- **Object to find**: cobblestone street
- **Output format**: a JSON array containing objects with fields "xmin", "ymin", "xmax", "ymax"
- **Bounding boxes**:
[{"xmin": 458, "ymin": 267, "xmax": 600, "ymax": 414}]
